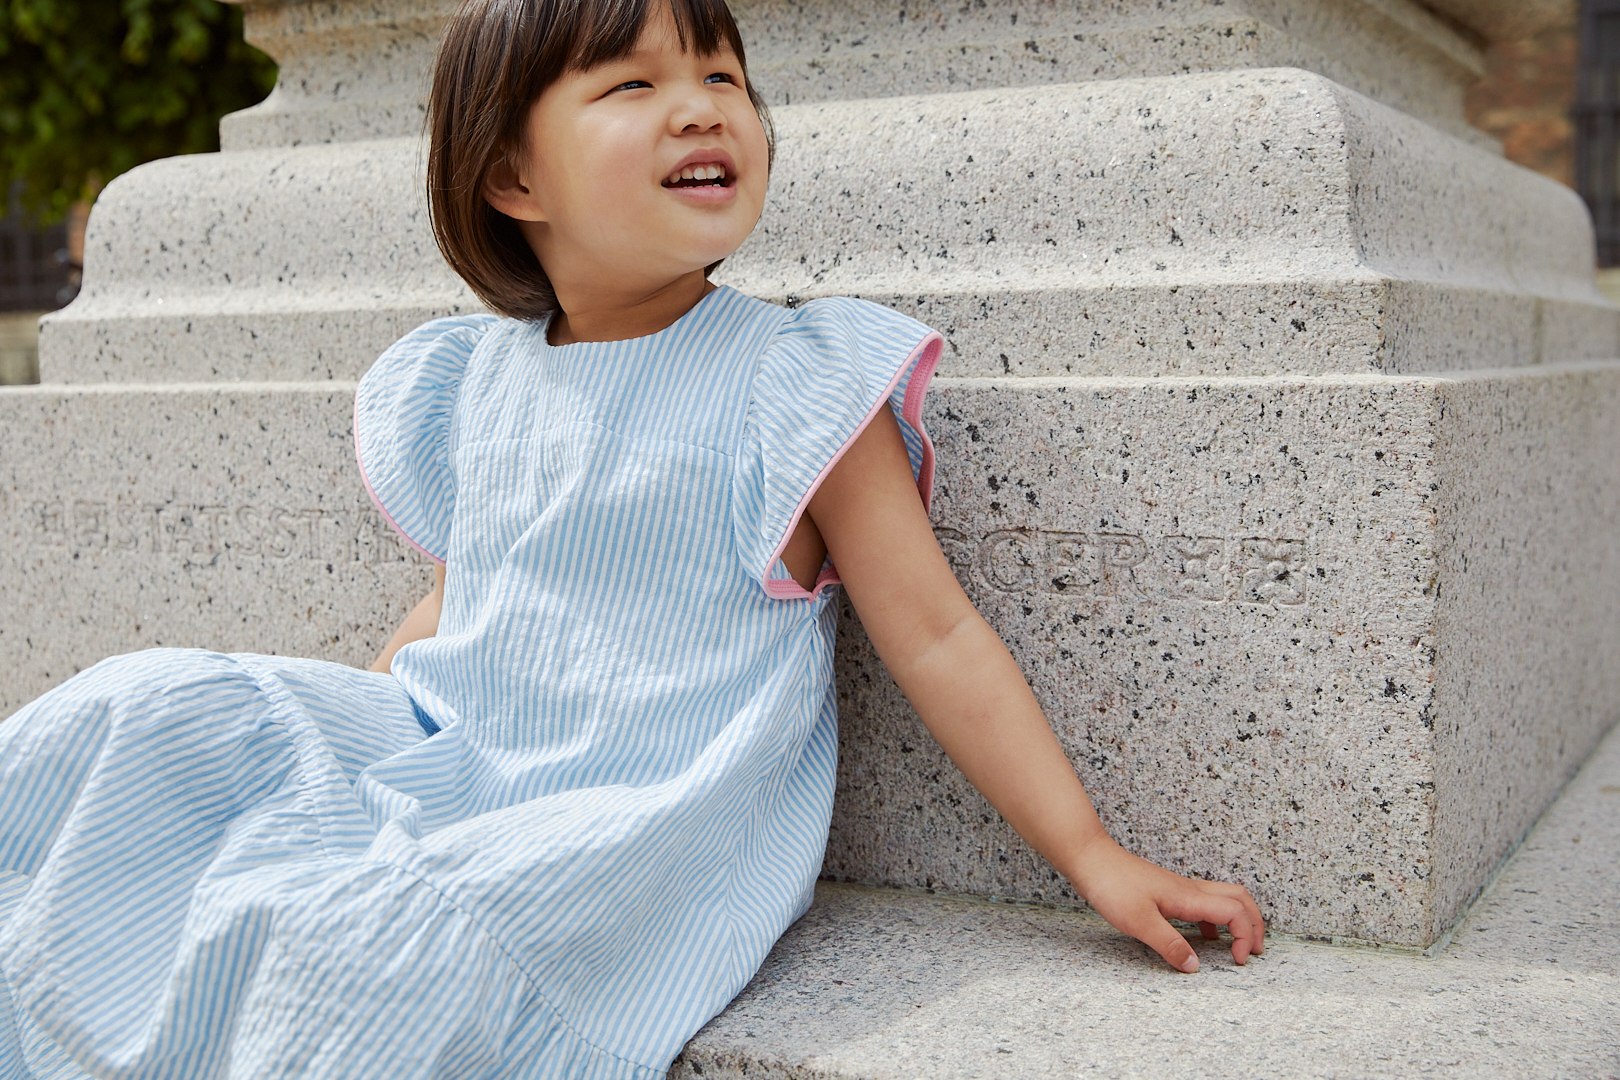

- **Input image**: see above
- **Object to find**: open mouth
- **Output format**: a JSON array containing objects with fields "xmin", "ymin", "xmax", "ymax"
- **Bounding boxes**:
[{"xmin": 662, "ymin": 163, "xmax": 734, "ymax": 189}]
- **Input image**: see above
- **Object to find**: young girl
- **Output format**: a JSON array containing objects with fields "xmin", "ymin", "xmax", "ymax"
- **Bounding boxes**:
[{"xmin": 0, "ymin": 0, "xmax": 1263, "ymax": 1074}]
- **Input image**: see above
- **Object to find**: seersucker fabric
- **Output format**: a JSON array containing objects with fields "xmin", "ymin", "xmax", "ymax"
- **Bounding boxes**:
[{"xmin": 0, "ymin": 285, "xmax": 943, "ymax": 1078}]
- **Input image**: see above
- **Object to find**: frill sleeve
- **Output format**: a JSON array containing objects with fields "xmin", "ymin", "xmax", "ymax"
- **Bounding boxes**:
[
  {"xmin": 353, "ymin": 314, "xmax": 498, "ymax": 564},
  {"xmin": 731, "ymin": 296, "xmax": 944, "ymax": 600}
]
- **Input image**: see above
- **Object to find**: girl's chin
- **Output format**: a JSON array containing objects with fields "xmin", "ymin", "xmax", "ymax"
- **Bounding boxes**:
[{"xmin": 679, "ymin": 237, "xmax": 753, "ymax": 269}]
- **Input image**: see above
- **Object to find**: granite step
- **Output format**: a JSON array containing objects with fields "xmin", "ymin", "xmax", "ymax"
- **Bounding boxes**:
[{"xmin": 673, "ymin": 717, "xmax": 1620, "ymax": 1078}]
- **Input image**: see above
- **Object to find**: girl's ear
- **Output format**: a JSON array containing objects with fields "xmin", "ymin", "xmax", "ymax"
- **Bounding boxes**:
[{"xmin": 483, "ymin": 155, "xmax": 547, "ymax": 222}]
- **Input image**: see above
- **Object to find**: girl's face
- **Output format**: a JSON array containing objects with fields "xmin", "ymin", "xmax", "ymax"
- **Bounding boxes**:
[{"xmin": 489, "ymin": 2, "xmax": 769, "ymax": 300}]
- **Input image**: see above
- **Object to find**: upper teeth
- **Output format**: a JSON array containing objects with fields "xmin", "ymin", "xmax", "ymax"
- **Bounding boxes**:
[{"xmin": 667, "ymin": 163, "xmax": 726, "ymax": 184}]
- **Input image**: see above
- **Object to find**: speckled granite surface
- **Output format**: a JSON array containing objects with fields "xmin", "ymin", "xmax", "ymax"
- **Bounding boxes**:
[
  {"xmin": 673, "ymin": 716, "xmax": 1620, "ymax": 1078},
  {"xmin": 818, "ymin": 362, "xmax": 1620, "ymax": 948},
  {"xmin": 44, "ymin": 70, "xmax": 1614, "ymax": 384},
  {"xmin": 216, "ymin": 0, "xmax": 1500, "ymax": 150},
  {"xmin": 0, "ymin": 384, "xmax": 436, "ymax": 707},
  {"xmin": 731, "ymin": 0, "xmax": 1492, "ymax": 149},
  {"xmin": 217, "ymin": 0, "xmax": 449, "ymax": 152},
  {"xmin": 5, "ymin": 361, "xmax": 1615, "ymax": 948}
]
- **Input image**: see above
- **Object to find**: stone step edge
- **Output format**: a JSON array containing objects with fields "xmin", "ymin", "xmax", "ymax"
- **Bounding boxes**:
[
  {"xmin": 39, "ymin": 278, "xmax": 1619, "ymax": 385},
  {"xmin": 15, "ymin": 358, "xmax": 1620, "ymax": 399}
]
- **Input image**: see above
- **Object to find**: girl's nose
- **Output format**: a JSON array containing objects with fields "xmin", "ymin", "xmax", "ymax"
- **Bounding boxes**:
[{"xmin": 669, "ymin": 83, "xmax": 725, "ymax": 134}]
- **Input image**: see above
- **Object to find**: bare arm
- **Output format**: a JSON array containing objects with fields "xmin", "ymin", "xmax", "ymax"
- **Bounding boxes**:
[
  {"xmin": 808, "ymin": 408, "xmax": 1265, "ymax": 972},
  {"xmin": 369, "ymin": 564, "xmax": 446, "ymax": 673}
]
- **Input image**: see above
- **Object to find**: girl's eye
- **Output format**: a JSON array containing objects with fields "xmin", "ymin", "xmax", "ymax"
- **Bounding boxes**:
[
  {"xmin": 612, "ymin": 80, "xmax": 651, "ymax": 92},
  {"xmin": 704, "ymin": 72, "xmax": 736, "ymax": 85}
]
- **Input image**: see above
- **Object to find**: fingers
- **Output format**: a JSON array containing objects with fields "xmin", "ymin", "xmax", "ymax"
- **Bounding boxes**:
[
  {"xmin": 1135, "ymin": 909, "xmax": 1202, "ymax": 973},
  {"xmin": 1205, "ymin": 882, "xmax": 1267, "ymax": 957},
  {"xmin": 1165, "ymin": 892, "xmax": 1263, "ymax": 966},
  {"xmin": 1081, "ymin": 850, "xmax": 1267, "ymax": 973}
]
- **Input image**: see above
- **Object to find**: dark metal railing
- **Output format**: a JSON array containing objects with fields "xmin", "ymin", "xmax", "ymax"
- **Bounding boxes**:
[
  {"xmin": 1577, "ymin": 0, "xmax": 1620, "ymax": 266},
  {"xmin": 0, "ymin": 181, "xmax": 79, "ymax": 313}
]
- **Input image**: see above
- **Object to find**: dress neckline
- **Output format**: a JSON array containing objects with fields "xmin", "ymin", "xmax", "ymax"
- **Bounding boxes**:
[{"xmin": 534, "ymin": 284, "xmax": 734, "ymax": 351}]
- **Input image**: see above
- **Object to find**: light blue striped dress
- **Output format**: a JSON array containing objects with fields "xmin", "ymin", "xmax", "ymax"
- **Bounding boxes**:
[{"xmin": 0, "ymin": 285, "xmax": 942, "ymax": 1078}]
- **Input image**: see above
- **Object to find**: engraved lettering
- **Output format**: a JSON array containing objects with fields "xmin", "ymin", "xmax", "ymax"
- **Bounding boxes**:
[
  {"xmin": 296, "ymin": 509, "xmax": 324, "ymax": 560},
  {"xmin": 1237, "ymin": 537, "xmax": 1306, "ymax": 606},
  {"xmin": 980, "ymin": 529, "xmax": 1038, "ymax": 592},
  {"xmin": 15, "ymin": 497, "xmax": 423, "ymax": 566},
  {"xmin": 1166, "ymin": 536, "xmax": 1226, "ymax": 603},
  {"xmin": 1096, "ymin": 532, "xmax": 1148, "ymax": 599},
  {"xmin": 320, "ymin": 512, "xmax": 354, "ymax": 567},
  {"xmin": 932, "ymin": 526, "xmax": 975, "ymax": 594},
  {"xmin": 1045, "ymin": 531, "xmax": 1097, "ymax": 597},
  {"xmin": 146, "ymin": 504, "xmax": 168, "ymax": 555},
  {"xmin": 940, "ymin": 525, "xmax": 1307, "ymax": 606},
  {"xmin": 264, "ymin": 509, "xmax": 301, "ymax": 559},
  {"xmin": 232, "ymin": 505, "xmax": 262, "ymax": 556},
  {"xmin": 71, "ymin": 500, "xmax": 108, "ymax": 550},
  {"xmin": 35, "ymin": 501, "xmax": 66, "ymax": 547},
  {"xmin": 170, "ymin": 505, "xmax": 226, "ymax": 564},
  {"xmin": 197, "ymin": 507, "xmax": 227, "ymax": 559},
  {"xmin": 360, "ymin": 513, "xmax": 410, "ymax": 566},
  {"xmin": 111, "ymin": 502, "xmax": 143, "ymax": 552}
]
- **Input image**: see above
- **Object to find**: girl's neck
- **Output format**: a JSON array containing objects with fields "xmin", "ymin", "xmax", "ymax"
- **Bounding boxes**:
[{"xmin": 546, "ymin": 271, "xmax": 715, "ymax": 346}]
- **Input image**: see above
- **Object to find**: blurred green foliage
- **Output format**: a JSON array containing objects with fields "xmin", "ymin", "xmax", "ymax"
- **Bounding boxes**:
[{"xmin": 0, "ymin": 0, "xmax": 278, "ymax": 226}]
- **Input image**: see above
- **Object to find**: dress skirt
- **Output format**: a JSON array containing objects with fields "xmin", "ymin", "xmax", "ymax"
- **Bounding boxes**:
[{"xmin": 0, "ymin": 647, "xmax": 711, "ymax": 1079}]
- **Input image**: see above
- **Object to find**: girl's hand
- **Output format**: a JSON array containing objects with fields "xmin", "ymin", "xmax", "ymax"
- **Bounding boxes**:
[{"xmin": 1064, "ymin": 834, "xmax": 1266, "ymax": 973}]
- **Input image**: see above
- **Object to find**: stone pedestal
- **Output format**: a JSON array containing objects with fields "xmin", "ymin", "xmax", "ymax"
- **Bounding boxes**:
[{"xmin": 2, "ymin": 0, "xmax": 1614, "ymax": 948}]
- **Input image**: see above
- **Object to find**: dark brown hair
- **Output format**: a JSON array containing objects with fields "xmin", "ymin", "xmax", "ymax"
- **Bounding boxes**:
[{"xmin": 425, "ymin": 0, "xmax": 774, "ymax": 321}]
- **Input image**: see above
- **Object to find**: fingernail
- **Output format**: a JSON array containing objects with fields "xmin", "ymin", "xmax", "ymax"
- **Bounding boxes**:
[{"xmin": 1180, "ymin": 955, "xmax": 1199, "ymax": 973}]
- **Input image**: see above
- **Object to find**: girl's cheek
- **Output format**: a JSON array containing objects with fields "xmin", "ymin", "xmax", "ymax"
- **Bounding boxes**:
[
  {"xmin": 737, "ymin": 111, "xmax": 769, "ymax": 165},
  {"xmin": 591, "ymin": 114, "xmax": 641, "ymax": 152}
]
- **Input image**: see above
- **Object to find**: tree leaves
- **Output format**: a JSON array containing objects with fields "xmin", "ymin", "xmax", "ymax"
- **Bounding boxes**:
[{"xmin": 1, "ymin": 0, "xmax": 278, "ymax": 225}]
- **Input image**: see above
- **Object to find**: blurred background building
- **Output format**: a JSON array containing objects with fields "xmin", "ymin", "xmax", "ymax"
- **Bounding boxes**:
[{"xmin": 0, "ymin": 0, "xmax": 274, "ymax": 384}]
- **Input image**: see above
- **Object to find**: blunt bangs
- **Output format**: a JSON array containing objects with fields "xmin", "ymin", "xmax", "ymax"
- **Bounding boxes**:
[{"xmin": 566, "ymin": 0, "xmax": 748, "ymax": 74}]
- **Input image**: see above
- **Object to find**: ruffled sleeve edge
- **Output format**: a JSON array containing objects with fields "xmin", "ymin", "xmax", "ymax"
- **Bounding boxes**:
[
  {"xmin": 353, "ymin": 315, "xmax": 495, "ymax": 566},
  {"xmin": 763, "ymin": 327, "xmax": 945, "ymax": 602},
  {"xmin": 353, "ymin": 390, "xmax": 447, "ymax": 566}
]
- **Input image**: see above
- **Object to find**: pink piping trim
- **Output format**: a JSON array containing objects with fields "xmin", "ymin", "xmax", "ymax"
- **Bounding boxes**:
[
  {"xmin": 763, "ymin": 330, "xmax": 945, "ymax": 601},
  {"xmin": 353, "ymin": 391, "xmax": 448, "ymax": 566}
]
